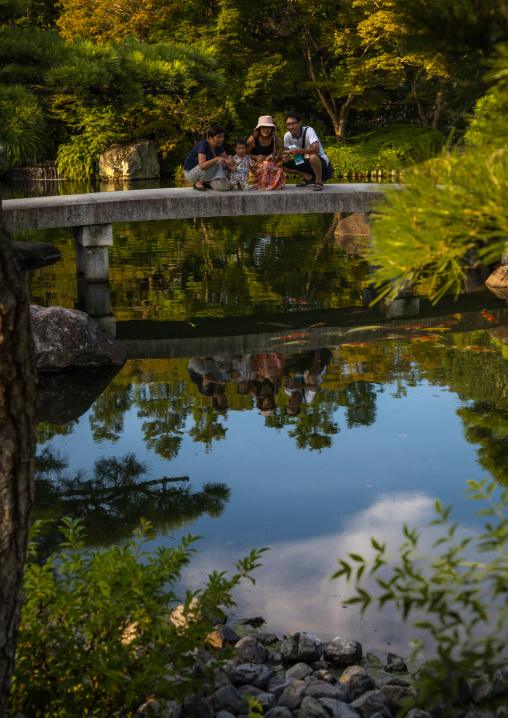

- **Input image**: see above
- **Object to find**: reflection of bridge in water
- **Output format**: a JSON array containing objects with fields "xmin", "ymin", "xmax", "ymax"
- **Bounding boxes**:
[{"xmin": 116, "ymin": 296, "xmax": 508, "ymax": 358}]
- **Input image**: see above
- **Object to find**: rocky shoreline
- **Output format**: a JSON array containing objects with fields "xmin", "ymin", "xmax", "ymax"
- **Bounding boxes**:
[{"xmin": 136, "ymin": 617, "xmax": 507, "ymax": 718}]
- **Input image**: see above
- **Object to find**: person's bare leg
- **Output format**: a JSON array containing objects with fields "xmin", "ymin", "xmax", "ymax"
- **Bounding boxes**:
[
  {"xmin": 282, "ymin": 165, "xmax": 313, "ymax": 181},
  {"xmin": 309, "ymin": 155, "xmax": 323, "ymax": 183}
]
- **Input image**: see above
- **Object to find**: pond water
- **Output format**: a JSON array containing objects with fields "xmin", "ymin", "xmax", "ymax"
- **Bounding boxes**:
[{"xmin": 5, "ymin": 178, "xmax": 508, "ymax": 657}]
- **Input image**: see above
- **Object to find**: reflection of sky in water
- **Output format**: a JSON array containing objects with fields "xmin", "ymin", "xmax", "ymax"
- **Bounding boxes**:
[{"xmin": 43, "ymin": 372, "xmax": 487, "ymax": 654}]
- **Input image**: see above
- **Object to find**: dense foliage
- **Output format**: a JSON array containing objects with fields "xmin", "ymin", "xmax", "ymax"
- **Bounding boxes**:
[
  {"xmin": 1, "ymin": 0, "xmax": 505, "ymax": 175},
  {"xmin": 11, "ymin": 518, "xmax": 265, "ymax": 717}
]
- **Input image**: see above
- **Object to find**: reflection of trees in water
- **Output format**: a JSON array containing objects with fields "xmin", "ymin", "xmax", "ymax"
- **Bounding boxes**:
[
  {"xmin": 37, "ymin": 420, "xmax": 77, "ymax": 445},
  {"xmin": 340, "ymin": 382, "xmax": 377, "ymax": 429},
  {"xmin": 457, "ymin": 403, "xmax": 508, "ymax": 486},
  {"xmin": 34, "ymin": 448, "xmax": 231, "ymax": 547}
]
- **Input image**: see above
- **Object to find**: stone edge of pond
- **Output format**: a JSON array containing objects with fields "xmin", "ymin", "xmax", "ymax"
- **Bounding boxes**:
[{"xmin": 134, "ymin": 616, "xmax": 507, "ymax": 718}]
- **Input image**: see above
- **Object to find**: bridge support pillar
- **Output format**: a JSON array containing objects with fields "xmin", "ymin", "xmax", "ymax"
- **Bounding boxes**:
[
  {"xmin": 72, "ymin": 224, "xmax": 113, "ymax": 282},
  {"xmin": 72, "ymin": 224, "xmax": 115, "ymax": 335}
]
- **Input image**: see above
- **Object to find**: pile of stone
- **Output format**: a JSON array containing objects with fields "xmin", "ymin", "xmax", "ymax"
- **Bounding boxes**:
[{"xmin": 136, "ymin": 623, "xmax": 507, "ymax": 718}]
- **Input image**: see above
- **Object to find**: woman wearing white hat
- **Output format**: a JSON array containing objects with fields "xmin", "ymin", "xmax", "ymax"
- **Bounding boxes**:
[{"xmin": 246, "ymin": 115, "xmax": 285, "ymax": 191}]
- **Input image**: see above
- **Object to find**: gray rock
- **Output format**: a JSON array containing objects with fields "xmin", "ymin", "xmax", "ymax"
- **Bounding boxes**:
[
  {"xmin": 406, "ymin": 654, "xmax": 427, "ymax": 677},
  {"xmin": 238, "ymin": 617, "xmax": 266, "ymax": 628},
  {"xmin": 267, "ymin": 678, "xmax": 295, "ymax": 700},
  {"xmin": 305, "ymin": 683, "xmax": 347, "ymax": 702},
  {"xmin": 278, "ymin": 681, "xmax": 309, "ymax": 710},
  {"xmin": 465, "ymin": 712, "xmax": 497, "ymax": 718},
  {"xmin": 216, "ymin": 712, "xmax": 236, "ymax": 718},
  {"xmin": 208, "ymin": 625, "xmax": 241, "ymax": 649},
  {"xmin": 230, "ymin": 664, "xmax": 273, "ymax": 690},
  {"xmin": 281, "ymin": 633, "xmax": 323, "ymax": 664},
  {"xmin": 345, "ymin": 673, "xmax": 376, "ymax": 702},
  {"xmin": 12, "ymin": 241, "xmax": 61, "ymax": 271},
  {"xmin": 238, "ymin": 686, "xmax": 263, "ymax": 697},
  {"xmin": 210, "ymin": 686, "xmax": 248, "ymax": 715},
  {"xmin": 264, "ymin": 708, "xmax": 292, "ymax": 718},
  {"xmin": 313, "ymin": 670, "xmax": 336, "ymax": 685},
  {"xmin": 325, "ymin": 639, "xmax": 362, "ymax": 667},
  {"xmin": 184, "ymin": 695, "xmax": 214, "ymax": 718},
  {"xmin": 256, "ymin": 692, "xmax": 278, "ymax": 713},
  {"xmin": 350, "ymin": 692, "xmax": 392, "ymax": 718},
  {"xmin": 470, "ymin": 671, "xmax": 508, "ymax": 705},
  {"xmin": 318, "ymin": 700, "xmax": 360, "ymax": 718},
  {"xmin": 269, "ymin": 652, "xmax": 282, "ymax": 663},
  {"xmin": 383, "ymin": 654, "xmax": 407, "ymax": 674},
  {"xmin": 383, "ymin": 678, "xmax": 410, "ymax": 688},
  {"xmin": 255, "ymin": 633, "xmax": 280, "ymax": 646},
  {"xmin": 338, "ymin": 667, "xmax": 365, "ymax": 686},
  {"xmin": 30, "ymin": 305, "xmax": 126, "ymax": 370},
  {"xmin": 99, "ymin": 140, "xmax": 160, "ymax": 181},
  {"xmin": 299, "ymin": 696, "xmax": 329, "ymax": 718},
  {"xmin": 235, "ymin": 637, "xmax": 268, "ymax": 665},
  {"xmin": 378, "ymin": 685, "xmax": 413, "ymax": 715},
  {"xmin": 286, "ymin": 663, "xmax": 313, "ymax": 681},
  {"xmin": 404, "ymin": 711, "xmax": 432, "ymax": 718}
]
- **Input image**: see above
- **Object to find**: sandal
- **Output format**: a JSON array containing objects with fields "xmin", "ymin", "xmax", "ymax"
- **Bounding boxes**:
[
  {"xmin": 296, "ymin": 178, "xmax": 313, "ymax": 187},
  {"xmin": 313, "ymin": 182, "xmax": 323, "ymax": 191}
]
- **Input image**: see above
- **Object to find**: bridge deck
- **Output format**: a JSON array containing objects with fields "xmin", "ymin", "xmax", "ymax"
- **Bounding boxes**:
[{"xmin": 2, "ymin": 184, "xmax": 387, "ymax": 232}]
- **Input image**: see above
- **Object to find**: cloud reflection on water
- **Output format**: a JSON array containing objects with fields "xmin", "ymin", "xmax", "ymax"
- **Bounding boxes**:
[{"xmin": 178, "ymin": 490, "xmax": 477, "ymax": 656}]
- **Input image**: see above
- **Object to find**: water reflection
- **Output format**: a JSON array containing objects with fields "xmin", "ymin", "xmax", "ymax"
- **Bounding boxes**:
[
  {"xmin": 33, "ymin": 325, "xmax": 508, "ymax": 648},
  {"xmin": 35, "ymin": 448, "xmax": 230, "ymax": 548}
]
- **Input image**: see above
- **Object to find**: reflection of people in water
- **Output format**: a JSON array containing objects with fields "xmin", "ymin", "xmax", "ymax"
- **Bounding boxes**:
[
  {"xmin": 188, "ymin": 356, "xmax": 238, "ymax": 411},
  {"xmin": 283, "ymin": 349, "xmax": 332, "ymax": 415},
  {"xmin": 250, "ymin": 353, "xmax": 285, "ymax": 416}
]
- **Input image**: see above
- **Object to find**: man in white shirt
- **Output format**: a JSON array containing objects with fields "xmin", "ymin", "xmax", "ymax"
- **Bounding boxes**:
[{"xmin": 282, "ymin": 112, "xmax": 333, "ymax": 191}]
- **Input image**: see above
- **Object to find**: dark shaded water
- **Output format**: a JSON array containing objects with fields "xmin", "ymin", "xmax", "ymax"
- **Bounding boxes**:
[{"xmin": 5, "ymin": 178, "xmax": 508, "ymax": 655}]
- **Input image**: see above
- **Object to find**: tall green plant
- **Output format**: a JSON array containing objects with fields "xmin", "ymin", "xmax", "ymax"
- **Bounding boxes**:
[
  {"xmin": 333, "ymin": 478, "xmax": 508, "ymax": 712},
  {"xmin": 0, "ymin": 84, "xmax": 47, "ymax": 163},
  {"xmin": 11, "ymin": 518, "xmax": 266, "ymax": 717}
]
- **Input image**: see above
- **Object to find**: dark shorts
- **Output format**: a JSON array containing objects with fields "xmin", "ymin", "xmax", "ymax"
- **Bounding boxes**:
[{"xmin": 283, "ymin": 155, "xmax": 328, "ymax": 179}]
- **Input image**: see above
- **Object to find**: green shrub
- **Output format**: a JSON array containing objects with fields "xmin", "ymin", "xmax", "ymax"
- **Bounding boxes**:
[
  {"xmin": 56, "ymin": 108, "xmax": 126, "ymax": 181},
  {"xmin": 333, "ymin": 479, "xmax": 508, "ymax": 712},
  {"xmin": 324, "ymin": 124, "xmax": 446, "ymax": 175},
  {"xmin": 11, "ymin": 518, "xmax": 266, "ymax": 717},
  {"xmin": 0, "ymin": 84, "xmax": 47, "ymax": 165}
]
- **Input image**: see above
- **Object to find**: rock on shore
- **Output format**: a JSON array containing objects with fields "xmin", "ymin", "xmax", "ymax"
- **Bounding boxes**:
[{"xmin": 135, "ymin": 627, "xmax": 507, "ymax": 718}]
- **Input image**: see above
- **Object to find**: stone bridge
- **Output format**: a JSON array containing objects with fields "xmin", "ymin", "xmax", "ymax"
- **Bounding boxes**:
[{"xmin": 3, "ymin": 184, "xmax": 403, "ymax": 332}]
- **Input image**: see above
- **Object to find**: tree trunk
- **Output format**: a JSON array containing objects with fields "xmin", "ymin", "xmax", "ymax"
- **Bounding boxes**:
[
  {"xmin": 0, "ymin": 198, "xmax": 37, "ymax": 716},
  {"xmin": 409, "ymin": 75, "xmax": 427, "ymax": 126},
  {"xmin": 337, "ymin": 95, "xmax": 355, "ymax": 144},
  {"xmin": 432, "ymin": 77, "xmax": 447, "ymax": 129}
]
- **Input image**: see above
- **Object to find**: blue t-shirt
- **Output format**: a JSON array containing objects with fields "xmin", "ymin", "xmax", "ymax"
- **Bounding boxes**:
[{"xmin": 184, "ymin": 139, "xmax": 225, "ymax": 172}]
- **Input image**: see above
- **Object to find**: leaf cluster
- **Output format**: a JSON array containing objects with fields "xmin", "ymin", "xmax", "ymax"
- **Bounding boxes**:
[
  {"xmin": 11, "ymin": 518, "xmax": 267, "ymax": 717},
  {"xmin": 332, "ymin": 479, "xmax": 508, "ymax": 711}
]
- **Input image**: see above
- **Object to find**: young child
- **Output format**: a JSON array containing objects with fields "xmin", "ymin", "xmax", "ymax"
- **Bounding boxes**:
[{"xmin": 228, "ymin": 139, "xmax": 256, "ymax": 190}]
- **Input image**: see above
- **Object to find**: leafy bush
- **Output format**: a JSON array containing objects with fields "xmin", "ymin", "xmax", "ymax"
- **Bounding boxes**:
[
  {"xmin": 56, "ymin": 108, "xmax": 126, "ymax": 181},
  {"xmin": 11, "ymin": 518, "xmax": 266, "ymax": 717},
  {"xmin": 324, "ymin": 124, "xmax": 446, "ymax": 175},
  {"xmin": 0, "ymin": 84, "xmax": 47, "ymax": 165},
  {"xmin": 333, "ymin": 479, "xmax": 508, "ymax": 712}
]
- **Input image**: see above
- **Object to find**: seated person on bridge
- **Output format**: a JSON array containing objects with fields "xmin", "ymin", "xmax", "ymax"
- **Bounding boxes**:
[
  {"xmin": 184, "ymin": 124, "xmax": 233, "ymax": 192},
  {"xmin": 282, "ymin": 112, "xmax": 334, "ymax": 192}
]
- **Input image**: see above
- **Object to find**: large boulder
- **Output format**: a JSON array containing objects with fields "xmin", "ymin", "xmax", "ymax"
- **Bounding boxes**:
[
  {"xmin": 12, "ymin": 241, "xmax": 61, "ymax": 271},
  {"xmin": 99, "ymin": 140, "xmax": 160, "ymax": 181},
  {"xmin": 30, "ymin": 305, "xmax": 126, "ymax": 369}
]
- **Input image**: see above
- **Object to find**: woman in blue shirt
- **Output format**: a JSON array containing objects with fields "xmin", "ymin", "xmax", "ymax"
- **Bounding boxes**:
[{"xmin": 183, "ymin": 124, "xmax": 233, "ymax": 191}]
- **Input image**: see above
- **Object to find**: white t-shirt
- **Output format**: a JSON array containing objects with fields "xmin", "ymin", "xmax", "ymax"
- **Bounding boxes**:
[{"xmin": 283, "ymin": 126, "xmax": 329, "ymax": 164}]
